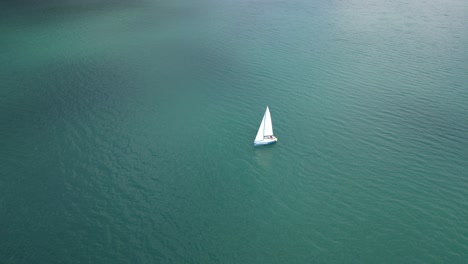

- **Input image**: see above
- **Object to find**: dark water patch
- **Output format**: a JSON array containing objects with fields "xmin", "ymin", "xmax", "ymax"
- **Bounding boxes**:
[{"xmin": 1, "ymin": 56, "xmax": 133, "ymax": 143}]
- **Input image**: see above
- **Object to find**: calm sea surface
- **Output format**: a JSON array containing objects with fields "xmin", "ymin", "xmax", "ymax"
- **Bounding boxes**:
[{"xmin": 1, "ymin": 0, "xmax": 468, "ymax": 263}]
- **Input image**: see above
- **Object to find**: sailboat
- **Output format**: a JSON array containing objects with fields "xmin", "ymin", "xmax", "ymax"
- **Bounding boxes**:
[{"xmin": 254, "ymin": 106, "xmax": 278, "ymax": 146}]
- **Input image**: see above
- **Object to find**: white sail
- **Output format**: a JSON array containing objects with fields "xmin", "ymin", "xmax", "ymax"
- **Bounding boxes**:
[
  {"xmin": 254, "ymin": 111, "xmax": 266, "ymax": 142},
  {"xmin": 263, "ymin": 106, "xmax": 273, "ymax": 136}
]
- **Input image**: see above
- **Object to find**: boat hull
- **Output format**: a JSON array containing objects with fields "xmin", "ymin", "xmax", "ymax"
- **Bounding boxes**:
[{"xmin": 253, "ymin": 138, "xmax": 278, "ymax": 146}]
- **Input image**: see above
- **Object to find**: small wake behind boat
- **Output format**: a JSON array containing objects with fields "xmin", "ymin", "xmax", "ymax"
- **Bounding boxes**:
[{"xmin": 254, "ymin": 106, "xmax": 278, "ymax": 146}]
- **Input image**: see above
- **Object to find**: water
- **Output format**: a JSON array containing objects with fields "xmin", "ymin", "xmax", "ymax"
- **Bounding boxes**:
[{"xmin": 1, "ymin": 0, "xmax": 468, "ymax": 263}]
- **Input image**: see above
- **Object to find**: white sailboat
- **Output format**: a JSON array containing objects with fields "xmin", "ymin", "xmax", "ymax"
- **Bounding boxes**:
[{"xmin": 254, "ymin": 106, "xmax": 278, "ymax": 146}]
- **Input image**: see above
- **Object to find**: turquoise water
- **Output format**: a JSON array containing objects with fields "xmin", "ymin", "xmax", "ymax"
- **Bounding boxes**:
[{"xmin": 1, "ymin": 0, "xmax": 468, "ymax": 263}]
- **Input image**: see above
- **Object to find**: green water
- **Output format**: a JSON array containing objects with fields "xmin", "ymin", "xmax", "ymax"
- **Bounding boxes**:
[{"xmin": 1, "ymin": 0, "xmax": 468, "ymax": 263}]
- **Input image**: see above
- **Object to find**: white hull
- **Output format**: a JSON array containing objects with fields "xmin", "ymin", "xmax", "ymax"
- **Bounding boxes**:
[{"xmin": 253, "ymin": 137, "xmax": 278, "ymax": 146}]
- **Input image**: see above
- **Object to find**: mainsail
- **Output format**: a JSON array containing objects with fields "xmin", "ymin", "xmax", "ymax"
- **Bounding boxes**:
[
  {"xmin": 263, "ymin": 106, "xmax": 273, "ymax": 136},
  {"xmin": 254, "ymin": 106, "xmax": 274, "ymax": 143}
]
